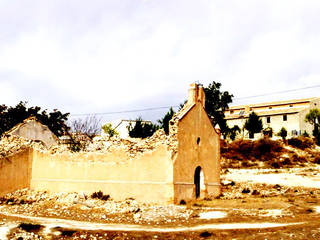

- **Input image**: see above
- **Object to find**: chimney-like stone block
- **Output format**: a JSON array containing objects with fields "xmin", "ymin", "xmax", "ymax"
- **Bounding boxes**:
[
  {"xmin": 198, "ymin": 85, "xmax": 205, "ymax": 107},
  {"xmin": 188, "ymin": 83, "xmax": 198, "ymax": 105},
  {"xmin": 187, "ymin": 83, "xmax": 205, "ymax": 107}
]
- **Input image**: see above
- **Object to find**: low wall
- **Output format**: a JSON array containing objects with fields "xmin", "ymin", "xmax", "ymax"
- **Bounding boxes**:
[
  {"xmin": 0, "ymin": 148, "xmax": 32, "ymax": 196},
  {"xmin": 31, "ymin": 145, "xmax": 174, "ymax": 203}
]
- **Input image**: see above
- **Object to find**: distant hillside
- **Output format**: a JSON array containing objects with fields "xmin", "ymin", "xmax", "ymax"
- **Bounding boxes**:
[{"xmin": 221, "ymin": 137, "xmax": 320, "ymax": 168}]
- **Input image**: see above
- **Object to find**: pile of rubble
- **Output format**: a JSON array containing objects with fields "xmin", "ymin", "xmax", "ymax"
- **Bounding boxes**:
[
  {"xmin": 0, "ymin": 135, "xmax": 46, "ymax": 158},
  {"xmin": 0, "ymin": 128, "xmax": 178, "ymax": 158},
  {"xmin": 82, "ymin": 128, "xmax": 178, "ymax": 158},
  {"xmin": 86, "ymin": 129, "xmax": 177, "ymax": 156}
]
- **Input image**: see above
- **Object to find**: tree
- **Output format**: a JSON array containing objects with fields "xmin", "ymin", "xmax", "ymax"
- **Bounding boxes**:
[
  {"xmin": 305, "ymin": 109, "xmax": 320, "ymax": 144},
  {"xmin": 278, "ymin": 127, "xmax": 287, "ymax": 141},
  {"xmin": 128, "ymin": 117, "xmax": 159, "ymax": 138},
  {"xmin": 158, "ymin": 107, "xmax": 175, "ymax": 135},
  {"xmin": 178, "ymin": 100, "xmax": 187, "ymax": 110},
  {"xmin": 303, "ymin": 131, "xmax": 310, "ymax": 137},
  {"xmin": 244, "ymin": 112, "xmax": 263, "ymax": 139},
  {"xmin": 227, "ymin": 125, "xmax": 241, "ymax": 141},
  {"xmin": 0, "ymin": 101, "xmax": 69, "ymax": 137},
  {"xmin": 66, "ymin": 115, "xmax": 102, "ymax": 152},
  {"xmin": 69, "ymin": 115, "xmax": 102, "ymax": 139},
  {"xmin": 203, "ymin": 81, "xmax": 233, "ymax": 137},
  {"xmin": 263, "ymin": 127, "xmax": 273, "ymax": 138},
  {"xmin": 102, "ymin": 123, "xmax": 119, "ymax": 138}
]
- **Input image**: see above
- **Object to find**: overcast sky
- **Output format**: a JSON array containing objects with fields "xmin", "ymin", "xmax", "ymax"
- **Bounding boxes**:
[{"xmin": 0, "ymin": 0, "xmax": 320, "ymax": 123}]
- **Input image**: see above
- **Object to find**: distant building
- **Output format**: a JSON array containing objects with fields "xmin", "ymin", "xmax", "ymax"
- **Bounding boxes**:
[
  {"xmin": 102, "ymin": 119, "xmax": 153, "ymax": 139},
  {"xmin": 225, "ymin": 97, "xmax": 320, "ymax": 139}
]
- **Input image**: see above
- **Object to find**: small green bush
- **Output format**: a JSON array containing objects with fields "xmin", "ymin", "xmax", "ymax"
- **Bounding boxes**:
[{"xmin": 101, "ymin": 123, "xmax": 119, "ymax": 137}]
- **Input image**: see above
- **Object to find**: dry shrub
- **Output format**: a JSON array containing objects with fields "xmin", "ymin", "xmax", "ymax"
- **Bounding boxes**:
[
  {"xmin": 291, "ymin": 153, "xmax": 307, "ymax": 163},
  {"xmin": 19, "ymin": 223, "xmax": 42, "ymax": 232},
  {"xmin": 254, "ymin": 138, "xmax": 283, "ymax": 160},
  {"xmin": 91, "ymin": 190, "xmax": 110, "ymax": 201},
  {"xmin": 221, "ymin": 139, "xmax": 253, "ymax": 161},
  {"xmin": 221, "ymin": 138, "xmax": 288, "ymax": 168},
  {"xmin": 287, "ymin": 137, "xmax": 314, "ymax": 150},
  {"xmin": 315, "ymin": 156, "xmax": 320, "ymax": 164},
  {"xmin": 220, "ymin": 139, "xmax": 227, "ymax": 153},
  {"xmin": 221, "ymin": 137, "xmax": 318, "ymax": 168},
  {"xmin": 312, "ymin": 152, "xmax": 320, "ymax": 164},
  {"xmin": 222, "ymin": 138, "xmax": 284, "ymax": 162}
]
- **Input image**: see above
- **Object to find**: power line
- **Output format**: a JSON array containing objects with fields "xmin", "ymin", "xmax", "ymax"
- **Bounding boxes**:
[
  {"xmin": 234, "ymin": 84, "xmax": 320, "ymax": 100},
  {"xmin": 70, "ymin": 105, "xmax": 180, "ymax": 117},
  {"xmin": 70, "ymin": 84, "xmax": 320, "ymax": 117}
]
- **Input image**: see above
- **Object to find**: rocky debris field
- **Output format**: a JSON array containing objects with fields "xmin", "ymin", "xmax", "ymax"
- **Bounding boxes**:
[
  {"xmin": 0, "ymin": 189, "xmax": 193, "ymax": 226},
  {"xmin": 1, "ymin": 164, "xmax": 320, "ymax": 239}
]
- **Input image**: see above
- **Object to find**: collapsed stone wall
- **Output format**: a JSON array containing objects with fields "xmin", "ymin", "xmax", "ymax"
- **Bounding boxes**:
[
  {"xmin": 0, "ymin": 135, "xmax": 45, "ymax": 158},
  {"xmin": 0, "ymin": 129, "xmax": 179, "ymax": 203},
  {"xmin": 0, "ymin": 128, "xmax": 178, "ymax": 158}
]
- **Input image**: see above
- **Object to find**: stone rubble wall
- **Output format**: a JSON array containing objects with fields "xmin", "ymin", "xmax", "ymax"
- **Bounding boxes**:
[{"xmin": 0, "ymin": 129, "xmax": 178, "ymax": 203}]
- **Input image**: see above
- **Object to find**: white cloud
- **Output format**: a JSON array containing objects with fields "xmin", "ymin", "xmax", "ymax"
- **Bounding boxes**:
[
  {"xmin": 0, "ymin": 0, "xmax": 320, "ymax": 120},
  {"xmin": 0, "ymin": 81, "xmax": 18, "ymax": 105}
]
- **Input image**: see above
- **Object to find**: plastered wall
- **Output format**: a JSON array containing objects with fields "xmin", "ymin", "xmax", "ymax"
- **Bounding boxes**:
[
  {"xmin": 0, "ymin": 148, "xmax": 32, "ymax": 196},
  {"xmin": 173, "ymin": 103, "xmax": 221, "ymax": 203},
  {"xmin": 9, "ymin": 120, "xmax": 57, "ymax": 148},
  {"xmin": 31, "ymin": 145, "xmax": 174, "ymax": 203}
]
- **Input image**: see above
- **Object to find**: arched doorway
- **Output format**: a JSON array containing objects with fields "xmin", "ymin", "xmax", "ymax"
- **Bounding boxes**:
[{"xmin": 194, "ymin": 166, "xmax": 204, "ymax": 198}]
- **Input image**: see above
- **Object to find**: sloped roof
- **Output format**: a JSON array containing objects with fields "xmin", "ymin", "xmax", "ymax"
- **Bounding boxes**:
[
  {"xmin": 228, "ymin": 97, "xmax": 319, "ymax": 110},
  {"xmin": 174, "ymin": 103, "xmax": 196, "ymax": 121},
  {"xmin": 114, "ymin": 119, "xmax": 153, "ymax": 130},
  {"xmin": 226, "ymin": 107, "xmax": 303, "ymax": 120}
]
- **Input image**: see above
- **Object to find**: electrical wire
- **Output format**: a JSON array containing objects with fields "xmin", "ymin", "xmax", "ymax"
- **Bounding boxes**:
[
  {"xmin": 234, "ymin": 84, "xmax": 320, "ymax": 100},
  {"xmin": 70, "ymin": 84, "xmax": 320, "ymax": 117},
  {"xmin": 70, "ymin": 106, "xmax": 180, "ymax": 117}
]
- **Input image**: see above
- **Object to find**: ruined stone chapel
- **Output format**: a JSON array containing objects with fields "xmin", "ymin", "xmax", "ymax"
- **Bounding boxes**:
[{"xmin": 0, "ymin": 83, "xmax": 221, "ymax": 204}]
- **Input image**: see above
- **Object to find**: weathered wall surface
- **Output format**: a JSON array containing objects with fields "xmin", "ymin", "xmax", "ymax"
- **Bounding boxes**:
[
  {"xmin": 0, "ymin": 149, "xmax": 32, "ymax": 196},
  {"xmin": 31, "ymin": 145, "xmax": 174, "ymax": 203},
  {"xmin": 263, "ymin": 113, "xmax": 300, "ymax": 137},
  {"xmin": 9, "ymin": 120, "xmax": 57, "ymax": 148},
  {"xmin": 173, "ymin": 103, "xmax": 220, "ymax": 203}
]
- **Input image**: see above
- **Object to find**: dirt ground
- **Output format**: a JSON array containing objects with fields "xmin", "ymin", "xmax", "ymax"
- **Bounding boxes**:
[{"xmin": 1, "ymin": 163, "xmax": 320, "ymax": 239}]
